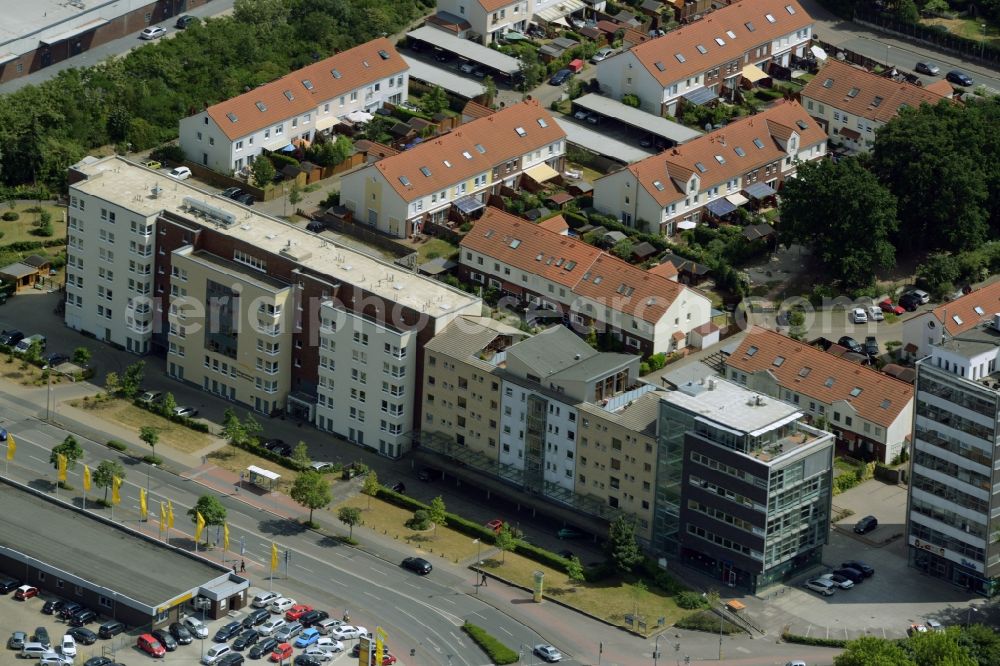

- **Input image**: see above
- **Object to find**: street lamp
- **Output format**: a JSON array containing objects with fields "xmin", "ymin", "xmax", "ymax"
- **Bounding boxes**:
[
  {"xmin": 473, "ymin": 538, "xmax": 481, "ymax": 594},
  {"xmin": 653, "ymin": 635, "xmax": 661, "ymax": 665},
  {"xmin": 885, "ymin": 44, "xmax": 891, "ymax": 69},
  {"xmin": 145, "ymin": 464, "xmax": 156, "ymax": 521}
]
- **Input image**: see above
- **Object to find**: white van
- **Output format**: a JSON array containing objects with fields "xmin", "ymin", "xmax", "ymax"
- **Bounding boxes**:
[
  {"xmin": 201, "ymin": 644, "xmax": 232, "ymax": 665},
  {"xmin": 21, "ymin": 643, "xmax": 50, "ymax": 659},
  {"xmin": 39, "ymin": 653, "xmax": 72, "ymax": 666},
  {"xmin": 258, "ymin": 618, "xmax": 286, "ymax": 637},
  {"xmin": 251, "ymin": 591, "xmax": 279, "ymax": 608},
  {"xmin": 14, "ymin": 334, "xmax": 46, "ymax": 355}
]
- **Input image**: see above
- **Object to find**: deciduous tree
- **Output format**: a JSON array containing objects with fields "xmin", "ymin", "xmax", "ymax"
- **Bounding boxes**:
[
  {"xmin": 428, "ymin": 495, "xmax": 447, "ymax": 537},
  {"xmin": 290, "ymin": 470, "xmax": 332, "ymax": 525},
  {"xmin": 338, "ymin": 506, "xmax": 362, "ymax": 539},
  {"xmin": 607, "ymin": 515, "xmax": 642, "ymax": 573},
  {"xmin": 50, "ymin": 435, "xmax": 84, "ymax": 471},
  {"xmin": 93, "ymin": 459, "xmax": 125, "ymax": 502},
  {"xmin": 361, "ymin": 471, "xmax": 380, "ymax": 510}
]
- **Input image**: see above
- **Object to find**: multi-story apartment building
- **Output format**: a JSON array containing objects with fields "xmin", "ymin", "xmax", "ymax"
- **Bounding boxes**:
[
  {"xmin": 596, "ymin": 0, "xmax": 812, "ymax": 116},
  {"xmin": 339, "ymin": 100, "xmax": 565, "ymax": 238},
  {"xmin": 458, "ymin": 207, "xmax": 713, "ymax": 355},
  {"xmin": 907, "ymin": 317, "xmax": 1000, "ymax": 596},
  {"xmin": 432, "ymin": 0, "xmax": 531, "ymax": 44},
  {"xmin": 420, "ymin": 318, "xmax": 665, "ymax": 541},
  {"xmin": 658, "ymin": 377, "xmax": 834, "ymax": 591},
  {"xmin": 800, "ymin": 59, "xmax": 952, "ymax": 152},
  {"xmin": 901, "ymin": 280, "xmax": 1000, "ymax": 362},
  {"xmin": 724, "ymin": 328, "xmax": 914, "ymax": 464},
  {"xmin": 593, "ymin": 100, "xmax": 826, "ymax": 235},
  {"xmin": 66, "ymin": 156, "xmax": 480, "ymax": 459},
  {"xmin": 178, "ymin": 38, "xmax": 409, "ymax": 174}
]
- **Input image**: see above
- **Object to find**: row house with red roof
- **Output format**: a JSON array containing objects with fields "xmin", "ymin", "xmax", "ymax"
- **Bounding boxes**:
[
  {"xmin": 592, "ymin": 100, "xmax": 826, "ymax": 235},
  {"xmin": 340, "ymin": 100, "xmax": 565, "ymax": 238},
  {"xmin": 902, "ymin": 280, "xmax": 1000, "ymax": 362},
  {"xmin": 178, "ymin": 38, "xmax": 408, "ymax": 174},
  {"xmin": 595, "ymin": 0, "xmax": 813, "ymax": 116},
  {"xmin": 433, "ymin": 0, "xmax": 531, "ymax": 44},
  {"xmin": 458, "ymin": 207, "xmax": 713, "ymax": 355}
]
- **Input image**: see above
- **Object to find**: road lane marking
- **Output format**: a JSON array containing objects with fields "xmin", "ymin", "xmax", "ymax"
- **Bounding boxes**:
[
  {"xmin": 498, "ymin": 626, "xmax": 513, "ymax": 637},
  {"xmin": 297, "ymin": 565, "xmax": 314, "ymax": 573},
  {"xmin": 363, "ymin": 592, "xmax": 382, "ymax": 601},
  {"xmin": 369, "ymin": 567, "xmax": 387, "ymax": 576}
]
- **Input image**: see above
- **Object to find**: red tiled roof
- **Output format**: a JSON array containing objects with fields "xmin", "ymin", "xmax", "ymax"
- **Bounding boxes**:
[
  {"xmin": 462, "ymin": 101, "xmax": 496, "ymax": 120},
  {"xmin": 648, "ymin": 262, "xmax": 680, "ymax": 279},
  {"xmin": 692, "ymin": 322, "xmax": 719, "ymax": 335},
  {"xmin": 538, "ymin": 214, "xmax": 569, "ymax": 234},
  {"xmin": 205, "ymin": 38, "xmax": 407, "ymax": 141},
  {"xmin": 629, "ymin": 0, "xmax": 811, "ymax": 86},
  {"xmin": 461, "ymin": 208, "xmax": 688, "ymax": 323},
  {"xmin": 370, "ymin": 100, "xmax": 565, "ymax": 202},
  {"xmin": 923, "ymin": 79, "xmax": 955, "ymax": 97},
  {"xmin": 929, "ymin": 280, "xmax": 1000, "ymax": 337},
  {"xmin": 800, "ymin": 59, "xmax": 951, "ymax": 123},
  {"xmin": 620, "ymin": 100, "xmax": 827, "ymax": 206},
  {"xmin": 725, "ymin": 327, "xmax": 913, "ymax": 428}
]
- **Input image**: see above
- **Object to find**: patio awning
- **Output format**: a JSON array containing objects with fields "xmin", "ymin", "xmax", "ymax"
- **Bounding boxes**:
[
  {"xmin": 682, "ymin": 87, "xmax": 718, "ymax": 106},
  {"xmin": 741, "ymin": 64, "xmax": 768, "ymax": 82},
  {"xmin": 525, "ymin": 163, "xmax": 559, "ymax": 183},
  {"xmin": 840, "ymin": 128, "xmax": 861, "ymax": 141},
  {"xmin": 705, "ymin": 197, "xmax": 737, "ymax": 217},
  {"xmin": 811, "ymin": 45, "xmax": 828, "ymax": 61},
  {"xmin": 677, "ymin": 220, "xmax": 697, "ymax": 230},
  {"xmin": 726, "ymin": 192, "xmax": 749, "ymax": 207},
  {"xmin": 504, "ymin": 31, "xmax": 527, "ymax": 40},
  {"xmin": 534, "ymin": 0, "xmax": 586, "ymax": 23},
  {"xmin": 454, "ymin": 195, "xmax": 486, "ymax": 215},
  {"xmin": 280, "ymin": 144, "xmax": 296, "ymax": 152},
  {"xmin": 744, "ymin": 182, "xmax": 777, "ymax": 200}
]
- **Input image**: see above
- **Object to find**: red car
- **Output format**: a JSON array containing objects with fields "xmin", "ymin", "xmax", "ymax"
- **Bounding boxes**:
[
  {"xmin": 284, "ymin": 604, "xmax": 313, "ymax": 621},
  {"xmin": 879, "ymin": 299, "xmax": 905, "ymax": 315},
  {"xmin": 381, "ymin": 655, "xmax": 397, "ymax": 665},
  {"xmin": 137, "ymin": 634, "xmax": 166, "ymax": 658},
  {"xmin": 270, "ymin": 643, "xmax": 293, "ymax": 662},
  {"xmin": 485, "ymin": 519, "xmax": 504, "ymax": 534},
  {"xmin": 14, "ymin": 585, "xmax": 38, "ymax": 600}
]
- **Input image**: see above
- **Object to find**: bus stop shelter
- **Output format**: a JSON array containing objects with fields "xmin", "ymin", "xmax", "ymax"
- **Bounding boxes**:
[{"xmin": 244, "ymin": 465, "xmax": 281, "ymax": 492}]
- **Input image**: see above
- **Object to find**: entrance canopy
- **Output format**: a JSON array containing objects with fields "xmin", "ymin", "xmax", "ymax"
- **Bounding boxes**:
[
  {"xmin": 525, "ymin": 163, "xmax": 559, "ymax": 183},
  {"xmin": 741, "ymin": 64, "xmax": 768, "ymax": 83}
]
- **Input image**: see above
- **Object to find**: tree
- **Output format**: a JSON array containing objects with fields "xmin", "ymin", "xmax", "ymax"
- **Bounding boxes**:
[
  {"xmin": 909, "ymin": 631, "xmax": 977, "ymax": 666},
  {"xmin": 188, "ymin": 495, "xmax": 227, "ymax": 543},
  {"xmin": 120, "ymin": 360, "xmax": 145, "ymax": 399},
  {"xmin": 222, "ymin": 408, "xmax": 247, "ymax": 445},
  {"xmin": 24, "ymin": 340, "xmax": 42, "ymax": 365},
  {"xmin": 518, "ymin": 49, "xmax": 545, "ymax": 91},
  {"xmin": 361, "ymin": 471, "xmax": 380, "ymax": 510},
  {"xmin": 50, "ymin": 435, "xmax": 84, "ymax": 472},
  {"xmin": 621, "ymin": 93, "xmax": 640, "ymax": 108},
  {"xmin": 289, "ymin": 470, "xmax": 332, "ymax": 525},
  {"xmin": 72, "ymin": 347, "xmax": 91, "ymax": 366},
  {"xmin": 250, "ymin": 155, "xmax": 276, "ymax": 187},
  {"xmin": 779, "ymin": 157, "xmax": 897, "ymax": 290},
  {"xmin": 288, "ymin": 182, "xmax": 302, "ymax": 210},
  {"xmin": 565, "ymin": 555, "xmax": 584, "ymax": 583},
  {"xmin": 104, "ymin": 371, "xmax": 121, "ymax": 396},
  {"xmin": 420, "ymin": 86, "xmax": 450, "ymax": 114},
  {"xmin": 93, "ymin": 459, "xmax": 125, "ymax": 502},
  {"xmin": 305, "ymin": 136, "xmax": 352, "ymax": 167},
  {"xmin": 161, "ymin": 392, "xmax": 178, "ymax": 418},
  {"xmin": 494, "ymin": 522, "xmax": 516, "ymax": 563},
  {"xmin": 895, "ymin": 0, "xmax": 920, "ymax": 23},
  {"xmin": 916, "ymin": 252, "xmax": 961, "ymax": 299},
  {"xmin": 139, "ymin": 426, "xmax": 159, "ymax": 455},
  {"xmin": 607, "ymin": 515, "xmax": 642, "ymax": 573},
  {"xmin": 428, "ymin": 495, "xmax": 447, "ymax": 537},
  {"xmin": 291, "ymin": 441, "xmax": 311, "ymax": 467},
  {"xmin": 836, "ymin": 636, "xmax": 913, "ymax": 665},
  {"xmin": 338, "ymin": 506, "xmax": 362, "ymax": 539},
  {"xmin": 481, "ymin": 75, "xmax": 497, "ymax": 107},
  {"xmin": 956, "ymin": 623, "xmax": 1000, "ymax": 666}
]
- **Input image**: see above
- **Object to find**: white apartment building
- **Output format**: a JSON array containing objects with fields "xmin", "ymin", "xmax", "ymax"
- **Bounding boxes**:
[{"xmin": 178, "ymin": 38, "xmax": 409, "ymax": 174}]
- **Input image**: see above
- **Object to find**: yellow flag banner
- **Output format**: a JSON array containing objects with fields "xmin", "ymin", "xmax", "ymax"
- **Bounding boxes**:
[
  {"xmin": 223, "ymin": 523, "xmax": 230, "ymax": 552},
  {"xmin": 56, "ymin": 453, "xmax": 67, "ymax": 482},
  {"xmin": 194, "ymin": 511, "xmax": 206, "ymax": 543},
  {"xmin": 159, "ymin": 501, "xmax": 166, "ymax": 533},
  {"xmin": 167, "ymin": 501, "xmax": 175, "ymax": 528},
  {"xmin": 139, "ymin": 488, "xmax": 148, "ymax": 520},
  {"xmin": 375, "ymin": 626, "xmax": 387, "ymax": 666},
  {"xmin": 111, "ymin": 476, "xmax": 122, "ymax": 505},
  {"xmin": 270, "ymin": 543, "xmax": 279, "ymax": 571},
  {"xmin": 5, "ymin": 434, "xmax": 14, "ymax": 461},
  {"xmin": 82, "ymin": 465, "xmax": 91, "ymax": 493}
]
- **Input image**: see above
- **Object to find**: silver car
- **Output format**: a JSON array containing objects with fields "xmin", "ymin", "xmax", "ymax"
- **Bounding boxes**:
[
  {"xmin": 534, "ymin": 644, "xmax": 562, "ymax": 662},
  {"xmin": 803, "ymin": 578, "xmax": 836, "ymax": 596}
]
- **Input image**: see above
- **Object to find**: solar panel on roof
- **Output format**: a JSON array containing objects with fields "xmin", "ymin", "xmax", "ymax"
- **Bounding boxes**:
[
  {"xmin": 753, "ymin": 138, "xmax": 765, "ymax": 149},
  {"xmin": 715, "ymin": 37, "xmax": 725, "ymax": 46},
  {"xmin": 475, "ymin": 144, "xmax": 486, "ymax": 153},
  {"xmin": 420, "ymin": 166, "xmax": 432, "ymax": 177},
  {"xmin": 734, "ymin": 146, "xmax": 746, "ymax": 157},
  {"xmin": 537, "ymin": 118, "xmax": 548, "ymax": 127},
  {"xmin": 822, "ymin": 78, "xmax": 833, "ymax": 88},
  {"xmin": 726, "ymin": 30, "xmax": 736, "ymax": 38},
  {"xmin": 745, "ymin": 21, "xmax": 755, "ymax": 31},
  {"xmin": 847, "ymin": 87, "xmax": 860, "ymax": 98},
  {"xmin": 871, "ymin": 96, "xmax": 883, "ymax": 107},
  {"xmin": 714, "ymin": 155, "xmax": 725, "ymax": 165},
  {"xmin": 765, "ymin": 13, "xmax": 776, "ymax": 22},
  {"xmin": 785, "ymin": 4, "xmax": 796, "ymax": 13},
  {"xmin": 796, "ymin": 119, "xmax": 808, "ymax": 130},
  {"xmin": 399, "ymin": 176, "xmax": 410, "ymax": 186},
  {"xmin": 515, "ymin": 127, "xmax": 527, "ymax": 136},
  {"xmin": 653, "ymin": 180, "xmax": 665, "ymax": 191}
]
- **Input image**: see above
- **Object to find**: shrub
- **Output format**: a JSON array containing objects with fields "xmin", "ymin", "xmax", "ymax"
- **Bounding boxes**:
[
  {"xmin": 142, "ymin": 454, "xmax": 164, "ymax": 465},
  {"xmin": 676, "ymin": 591, "xmax": 708, "ymax": 609},
  {"xmin": 107, "ymin": 440, "xmax": 127, "ymax": 451},
  {"xmin": 780, "ymin": 630, "xmax": 847, "ymax": 648},
  {"xmin": 1, "ymin": 211, "xmax": 18, "ymax": 221},
  {"xmin": 675, "ymin": 611, "xmax": 742, "ymax": 634},
  {"xmin": 461, "ymin": 623, "xmax": 518, "ymax": 665},
  {"xmin": 406, "ymin": 509, "xmax": 431, "ymax": 530}
]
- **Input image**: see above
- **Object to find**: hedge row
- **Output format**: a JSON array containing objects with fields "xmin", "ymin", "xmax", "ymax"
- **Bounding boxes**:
[
  {"xmin": 675, "ymin": 611, "xmax": 743, "ymax": 635},
  {"xmin": 780, "ymin": 630, "xmax": 848, "ymax": 648},
  {"xmin": 461, "ymin": 623, "xmax": 518, "ymax": 665},
  {"xmin": 1, "ymin": 239, "xmax": 66, "ymax": 252},
  {"xmin": 231, "ymin": 437, "xmax": 310, "ymax": 473}
]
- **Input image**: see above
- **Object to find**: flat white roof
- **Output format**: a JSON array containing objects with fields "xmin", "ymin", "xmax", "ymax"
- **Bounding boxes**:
[
  {"xmin": 407, "ymin": 26, "xmax": 521, "ymax": 75},
  {"xmin": 555, "ymin": 118, "xmax": 653, "ymax": 164},
  {"xmin": 0, "ymin": 0, "xmax": 147, "ymax": 56},
  {"xmin": 574, "ymin": 94, "xmax": 703, "ymax": 144},
  {"xmin": 247, "ymin": 465, "xmax": 281, "ymax": 481},
  {"xmin": 662, "ymin": 377, "xmax": 803, "ymax": 435},
  {"xmin": 402, "ymin": 56, "xmax": 486, "ymax": 99},
  {"xmin": 70, "ymin": 156, "xmax": 480, "ymax": 316}
]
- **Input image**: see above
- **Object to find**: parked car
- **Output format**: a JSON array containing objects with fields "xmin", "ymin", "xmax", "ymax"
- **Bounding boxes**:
[
  {"xmin": 138, "ymin": 390, "xmax": 163, "ymax": 405},
  {"xmin": 273, "ymin": 622, "xmax": 303, "ymax": 643},
  {"xmin": 151, "ymin": 630, "xmax": 177, "ymax": 652},
  {"xmin": 8, "ymin": 632, "xmax": 27, "ymax": 650},
  {"xmin": 848, "ymin": 308, "xmax": 868, "ymax": 324},
  {"xmin": 83, "ymin": 658, "xmax": 112, "ymax": 666},
  {"xmin": 267, "ymin": 598, "xmax": 296, "ymax": 615},
  {"xmin": 173, "ymin": 406, "xmax": 199, "ymax": 418},
  {"xmin": 294, "ymin": 629, "xmax": 321, "ymax": 648},
  {"xmin": 313, "ymin": 638, "xmax": 343, "ymax": 653},
  {"xmin": 167, "ymin": 166, "xmax": 192, "ymax": 180},
  {"xmin": 879, "ymin": 299, "xmax": 905, "ymax": 315},
  {"xmin": 328, "ymin": 626, "xmax": 367, "ymax": 641},
  {"xmin": 899, "ymin": 292, "xmax": 922, "ymax": 311},
  {"xmin": 0, "ymin": 330, "xmax": 24, "ymax": 347},
  {"xmin": 68, "ymin": 610, "xmax": 96, "ymax": 627},
  {"xmin": 235, "ymin": 193, "xmax": 255, "ymax": 206},
  {"xmin": 293, "ymin": 656, "xmax": 322, "ymax": 666},
  {"xmin": 183, "ymin": 617, "xmax": 209, "ymax": 639},
  {"xmin": 214, "ymin": 622, "xmax": 244, "ymax": 643},
  {"xmin": 837, "ymin": 336, "xmax": 864, "ymax": 354},
  {"xmin": 841, "ymin": 560, "xmax": 874, "ymax": 577},
  {"xmin": 297, "ymin": 610, "xmax": 329, "ymax": 628},
  {"xmin": 391, "ymin": 481, "xmax": 405, "ymax": 493},
  {"xmin": 141, "ymin": 159, "xmax": 162, "ymax": 170},
  {"xmin": 803, "ymin": 578, "xmax": 836, "ymax": 596},
  {"xmin": 946, "ymin": 70, "xmax": 973, "ymax": 86},
  {"xmin": 864, "ymin": 336, "xmax": 879, "ymax": 357},
  {"xmin": 220, "ymin": 187, "xmax": 244, "ymax": 200},
  {"xmin": 269, "ymin": 643, "xmax": 293, "ymax": 663},
  {"xmin": 67, "ymin": 628, "xmax": 96, "ymax": 646},
  {"xmin": 169, "ymin": 622, "xmax": 193, "ymax": 645},
  {"xmin": 833, "ymin": 567, "xmax": 865, "ymax": 584},
  {"xmin": 314, "ymin": 619, "xmax": 343, "ymax": 636},
  {"xmin": 915, "ymin": 61, "xmax": 940, "ymax": 75},
  {"xmin": 300, "ymin": 647, "xmax": 333, "ymax": 663},
  {"xmin": 252, "ymin": 592, "xmax": 280, "ymax": 609},
  {"xmin": 925, "ymin": 619, "xmax": 944, "ymax": 632},
  {"xmin": 57, "ymin": 603, "xmax": 82, "ymax": 620},
  {"xmin": 43, "ymin": 352, "xmax": 69, "ymax": 368},
  {"xmin": 534, "ymin": 644, "xmax": 563, "ymax": 662},
  {"xmin": 819, "ymin": 573, "xmax": 854, "ymax": 589},
  {"xmin": 244, "ymin": 609, "xmax": 271, "ymax": 629},
  {"xmin": 262, "ymin": 440, "xmax": 292, "ymax": 457},
  {"xmin": 258, "ymin": 619, "xmax": 286, "ymax": 639},
  {"xmin": 175, "ymin": 15, "xmax": 199, "ymax": 29},
  {"xmin": 590, "ymin": 47, "xmax": 615, "ymax": 63},
  {"xmin": 912, "ymin": 289, "xmax": 930, "ymax": 304},
  {"xmin": 908, "ymin": 623, "xmax": 928, "ymax": 635},
  {"xmin": 557, "ymin": 527, "xmax": 584, "ymax": 539},
  {"xmin": 33, "ymin": 628, "xmax": 51, "ymax": 649},
  {"xmin": 401, "ymin": 557, "xmax": 432, "ymax": 575},
  {"xmin": 249, "ymin": 637, "xmax": 279, "ymax": 660},
  {"xmin": 866, "ymin": 306, "xmax": 884, "ymax": 322},
  {"xmin": 137, "ymin": 634, "xmax": 166, "ymax": 658},
  {"xmin": 485, "ymin": 519, "xmax": 504, "ymax": 533},
  {"xmin": 854, "ymin": 515, "xmax": 878, "ymax": 534},
  {"xmin": 548, "ymin": 69, "xmax": 572, "ymax": 85},
  {"xmin": 218, "ymin": 653, "xmax": 245, "ymax": 666},
  {"xmin": 139, "ymin": 26, "xmax": 167, "ymax": 40},
  {"xmin": 39, "ymin": 652, "xmax": 73, "ymax": 666},
  {"xmin": 285, "ymin": 605, "xmax": 313, "ymax": 622},
  {"xmin": 97, "ymin": 620, "xmax": 125, "ymax": 640},
  {"xmin": 16, "ymin": 585, "xmax": 39, "ymax": 600},
  {"xmin": 416, "ymin": 467, "xmax": 436, "ymax": 481},
  {"xmin": 233, "ymin": 630, "xmax": 260, "ymax": 652},
  {"xmin": 203, "ymin": 644, "xmax": 233, "ymax": 665},
  {"xmin": 310, "ymin": 462, "xmax": 333, "ymax": 472}
]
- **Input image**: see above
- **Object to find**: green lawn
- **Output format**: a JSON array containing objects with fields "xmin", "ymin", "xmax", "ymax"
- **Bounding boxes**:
[
  {"xmin": 416, "ymin": 238, "xmax": 459, "ymax": 264},
  {"xmin": 0, "ymin": 203, "xmax": 67, "ymax": 246},
  {"xmin": 923, "ymin": 16, "xmax": 998, "ymax": 45}
]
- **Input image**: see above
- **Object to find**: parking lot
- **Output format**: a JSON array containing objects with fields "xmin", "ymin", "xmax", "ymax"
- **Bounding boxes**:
[{"xmin": 0, "ymin": 586, "xmax": 390, "ymax": 666}]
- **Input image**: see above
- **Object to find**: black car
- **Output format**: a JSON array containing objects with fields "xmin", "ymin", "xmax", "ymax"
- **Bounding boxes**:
[
  {"xmin": 0, "ymin": 330, "xmax": 23, "ymax": 346},
  {"xmin": 0, "ymin": 577, "xmax": 20, "ymax": 593},
  {"xmin": 220, "ymin": 187, "xmax": 244, "ymax": 200},
  {"xmin": 433, "ymin": 50, "xmax": 452, "ymax": 63},
  {"xmin": 298, "ymin": 610, "xmax": 329, "ymax": 628},
  {"xmin": 98, "ymin": 620, "xmax": 126, "ymax": 639},
  {"xmin": 864, "ymin": 336, "xmax": 879, "ymax": 357},
  {"xmin": 68, "ymin": 628, "xmax": 98, "ymax": 646},
  {"xmin": 213, "ymin": 621, "xmax": 243, "ymax": 643},
  {"xmin": 32, "ymin": 627, "xmax": 51, "ymax": 649},
  {"xmin": 174, "ymin": 14, "xmax": 199, "ymax": 28},
  {"xmin": 841, "ymin": 559, "xmax": 875, "ymax": 578},
  {"xmin": 249, "ymin": 637, "xmax": 279, "ymax": 660},
  {"xmin": 84, "ymin": 658, "xmax": 113, "ymax": 666},
  {"xmin": 43, "ymin": 352, "xmax": 69, "ymax": 367},
  {"xmin": 417, "ymin": 467, "xmax": 435, "ymax": 482},
  {"xmin": 218, "ymin": 653, "xmax": 245, "ymax": 666},
  {"xmin": 946, "ymin": 70, "xmax": 973, "ymax": 86},
  {"xmin": 243, "ymin": 609, "xmax": 270, "ymax": 629},
  {"xmin": 69, "ymin": 609, "xmax": 97, "ymax": 626},
  {"xmin": 152, "ymin": 629, "xmax": 178, "ymax": 651},
  {"xmin": 58, "ymin": 602, "xmax": 83, "ymax": 619},
  {"xmin": 262, "ymin": 439, "xmax": 292, "ymax": 456},
  {"xmin": 401, "ymin": 556, "xmax": 433, "ymax": 575},
  {"xmin": 391, "ymin": 481, "xmax": 406, "ymax": 493},
  {"xmin": 832, "ymin": 567, "xmax": 865, "ymax": 584},
  {"xmin": 293, "ymin": 656, "xmax": 322, "ymax": 666},
  {"xmin": 899, "ymin": 292, "xmax": 922, "ymax": 311},
  {"xmin": 557, "ymin": 549, "xmax": 574, "ymax": 560},
  {"xmin": 306, "ymin": 220, "xmax": 326, "ymax": 233},
  {"xmin": 549, "ymin": 68, "xmax": 572, "ymax": 86},
  {"xmin": 915, "ymin": 61, "xmax": 940, "ymax": 76},
  {"xmin": 169, "ymin": 622, "xmax": 193, "ymax": 645},
  {"xmin": 232, "ymin": 630, "xmax": 259, "ymax": 651},
  {"xmin": 837, "ymin": 336, "xmax": 864, "ymax": 354},
  {"xmin": 42, "ymin": 599, "xmax": 66, "ymax": 615},
  {"xmin": 235, "ymin": 193, "xmax": 255, "ymax": 206}
]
